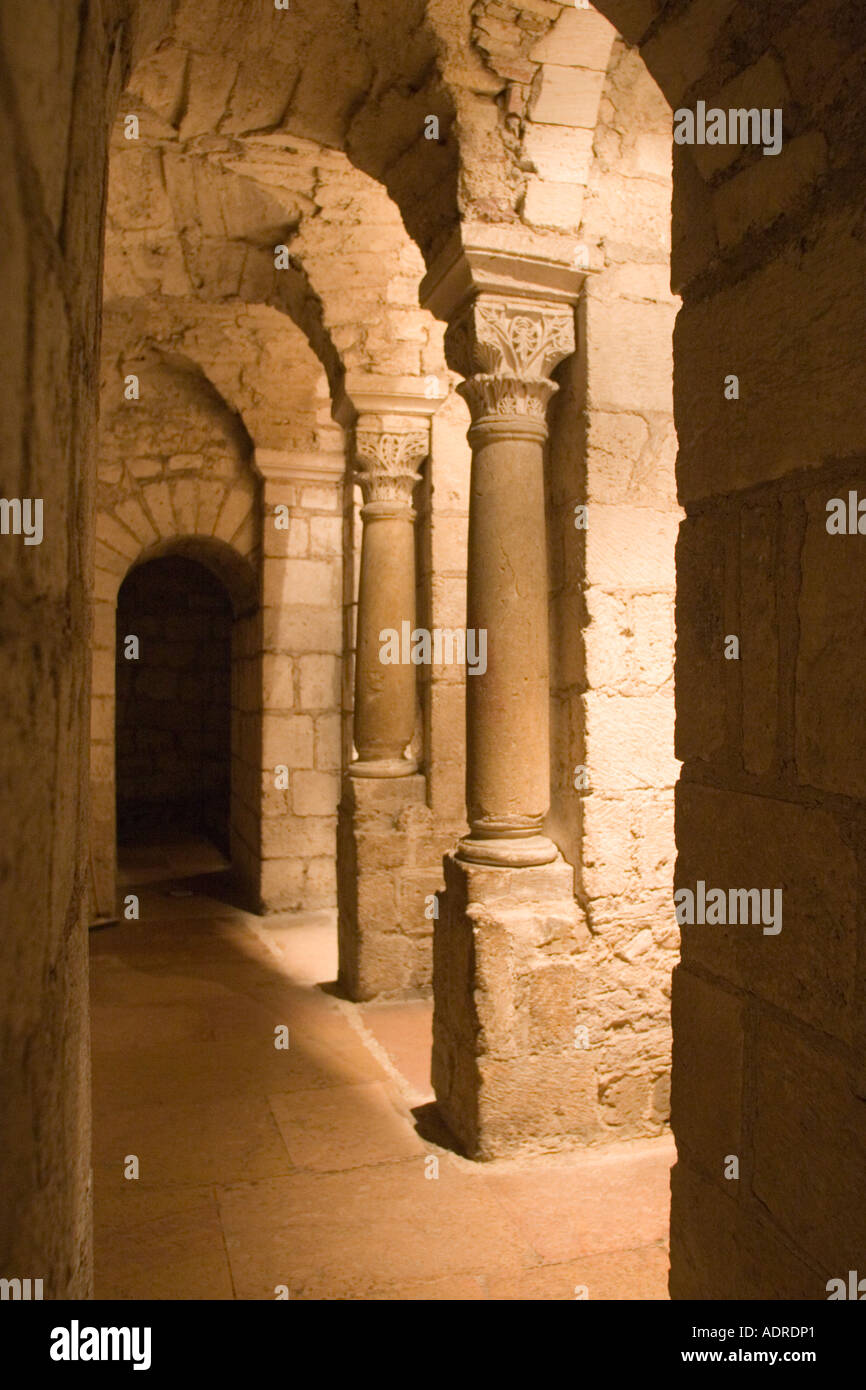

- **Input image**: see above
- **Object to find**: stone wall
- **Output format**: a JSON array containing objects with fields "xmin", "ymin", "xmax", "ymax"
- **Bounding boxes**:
[
  {"xmin": 92, "ymin": 299, "xmax": 347, "ymax": 915},
  {"xmin": 546, "ymin": 34, "xmax": 680, "ymax": 1142},
  {"xmin": 0, "ymin": 0, "xmax": 172, "ymax": 1303},
  {"xmin": 261, "ymin": 473, "xmax": 343, "ymax": 912},
  {"xmin": 593, "ymin": 0, "xmax": 866, "ymax": 1300}
]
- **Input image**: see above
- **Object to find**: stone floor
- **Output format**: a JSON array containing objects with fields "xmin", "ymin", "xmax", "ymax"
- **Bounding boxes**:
[{"xmin": 90, "ymin": 837, "xmax": 674, "ymax": 1300}]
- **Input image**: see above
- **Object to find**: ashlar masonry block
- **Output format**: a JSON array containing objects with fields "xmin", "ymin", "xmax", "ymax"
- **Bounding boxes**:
[
  {"xmin": 432, "ymin": 853, "xmax": 597, "ymax": 1159},
  {"xmin": 337, "ymin": 772, "xmax": 437, "ymax": 999}
]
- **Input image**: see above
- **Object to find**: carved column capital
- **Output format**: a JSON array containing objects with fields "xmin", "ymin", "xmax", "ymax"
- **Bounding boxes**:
[
  {"xmin": 354, "ymin": 424, "xmax": 429, "ymax": 508},
  {"xmin": 446, "ymin": 295, "xmax": 575, "ymax": 380},
  {"xmin": 444, "ymin": 294, "xmax": 575, "ymax": 427}
]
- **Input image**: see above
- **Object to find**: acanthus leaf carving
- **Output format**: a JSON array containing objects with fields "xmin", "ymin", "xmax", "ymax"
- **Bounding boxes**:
[
  {"xmin": 445, "ymin": 294, "xmax": 575, "ymax": 385},
  {"xmin": 354, "ymin": 429, "xmax": 428, "ymax": 505},
  {"xmin": 457, "ymin": 373, "xmax": 558, "ymax": 422}
]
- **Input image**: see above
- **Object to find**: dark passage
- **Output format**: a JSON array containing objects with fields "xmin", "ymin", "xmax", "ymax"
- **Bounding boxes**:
[{"xmin": 116, "ymin": 554, "xmax": 232, "ymax": 854}]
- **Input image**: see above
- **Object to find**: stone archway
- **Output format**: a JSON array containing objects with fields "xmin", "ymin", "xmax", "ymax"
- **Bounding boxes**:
[
  {"xmin": 414, "ymin": 7, "xmax": 681, "ymax": 1161},
  {"xmin": 90, "ymin": 536, "xmax": 259, "ymax": 918},
  {"xmin": 5, "ymin": 0, "xmax": 866, "ymax": 1304}
]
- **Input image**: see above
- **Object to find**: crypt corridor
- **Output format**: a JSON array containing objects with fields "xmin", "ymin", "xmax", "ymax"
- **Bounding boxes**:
[
  {"xmin": 2, "ymin": 0, "xmax": 866, "ymax": 1303},
  {"xmin": 92, "ymin": 842, "xmax": 672, "ymax": 1299}
]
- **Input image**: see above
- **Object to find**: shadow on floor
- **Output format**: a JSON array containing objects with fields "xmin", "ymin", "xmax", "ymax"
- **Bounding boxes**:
[
  {"xmin": 90, "ymin": 834, "xmax": 674, "ymax": 1300},
  {"xmin": 411, "ymin": 1101, "xmax": 464, "ymax": 1155},
  {"xmin": 115, "ymin": 833, "xmax": 253, "ymax": 912}
]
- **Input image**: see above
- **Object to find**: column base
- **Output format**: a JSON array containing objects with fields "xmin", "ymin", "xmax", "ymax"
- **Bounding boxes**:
[
  {"xmin": 432, "ymin": 851, "xmax": 598, "ymax": 1160},
  {"xmin": 457, "ymin": 832, "xmax": 558, "ymax": 867},
  {"xmin": 337, "ymin": 773, "xmax": 435, "ymax": 1000},
  {"xmin": 350, "ymin": 757, "xmax": 418, "ymax": 778}
]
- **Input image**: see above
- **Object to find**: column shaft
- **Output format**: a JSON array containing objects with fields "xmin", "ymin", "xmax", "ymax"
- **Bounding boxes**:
[
  {"xmin": 446, "ymin": 296, "xmax": 575, "ymax": 866},
  {"xmin": 337, "ymin": 410, "xmax": 434, "ymax": 1000},
  {"xmin": 353, "ymin": 499, "xmax": 417, "ymax": 772},
  {"xmin": 464, "ymin": 416, "xmax": 551, "ymax": 855},
  {"xmin": 350, "ymin": 424, "xmax": 427, "ymax": 776}
]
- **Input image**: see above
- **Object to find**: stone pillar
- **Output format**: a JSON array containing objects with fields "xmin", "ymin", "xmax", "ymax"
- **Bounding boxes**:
[
  {"xmin": 447, "ymin": 295, "xmax": 576, "ymax": 867},
  {"xmin": 351, "ymin": 425, "xmax": 426, "ymax": 777},
  {"xmin": 335, "ymin": 383, "xmax": 441, "ymax": 1000},
  {"xmin": 421, "ymin": 237, "xmax": 592, "ymax": 1158},
  {"xmin": 256, "ymin": 448, "xmax": 345, "ymax": 914}
]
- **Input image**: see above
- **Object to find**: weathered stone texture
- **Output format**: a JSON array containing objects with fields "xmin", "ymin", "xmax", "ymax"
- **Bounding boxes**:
[
  {"xmin": 338, "ymin": 775, "xmax": 440, "ymax": 998},
  {"xmin": 546, "ymin": 31, "xmax": 680, "ymax": 1159},
  {"xmin": 5, "ymin": 0, "xmax": 866, "ymax": 1310},
  {"xmin": 432, "ymin": 854, "xmax": 601, "ymax": 1158},
  {"xmin": 653, "ymin": 0, "xmax": 866, "ymax": 1300},
  {"xmin": 0, "ymin": 0, "xmax": 149, "ymax": 1303}
]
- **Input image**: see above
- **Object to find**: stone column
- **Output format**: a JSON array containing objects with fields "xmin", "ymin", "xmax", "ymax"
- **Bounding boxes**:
[
  {"xmin": 335, "ymin": 382, "xmax": 441, "ymax": 1001},
  {"xmin": 351, "ymin": 425, "xmax": 427, "ymax": 777},
  {"xmin": 420, "ymin": 237, "xmax": 592, "ymax": 1158},
  {"xmin": 446, "ymin": 295, "xmax": 576, "ymax": 866}
]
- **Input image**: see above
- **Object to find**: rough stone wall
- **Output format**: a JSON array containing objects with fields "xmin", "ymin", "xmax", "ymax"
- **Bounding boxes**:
[
  {"xmin": 93, "ymin": 286, "xmax": 346, "ymax": 916},
  {"xmin": 99, "ymin": 301, "xmax": 336, "ymax": 459},
  {"xmin": 546, "ymin": 35, "xmax": 680, "ymax": 1141},
  {"xmin": 261, "ymin": 475, "xmax": 343, "ymax": 912},
  {"xmin": 590, "ymin": 0, "xmax": 866, "ymax": 1299},
  {"xmin": 121, "ymin": 0, "xmax": 461, "ymax": 264},
  {"xmin": 422, "ymin": 0, "xmax": 618, "ymax": 256},
  {"xmin": 115, "ymin": 556, "xmax": 232, "ymax": 848},
  {"xmin": 0, "ymin": 0, "xmax": 172, "ymax": 1304},
  {"xmin": 119, "ymin": 20, "xmax": 453, "ymax": 364},
  {"xmin": 229, "ymin": 605, "xmax": 262, "ymax": 901},
  {"xmin": 338, "ymin": 772, "xmax": 437, "ymax": 998}
]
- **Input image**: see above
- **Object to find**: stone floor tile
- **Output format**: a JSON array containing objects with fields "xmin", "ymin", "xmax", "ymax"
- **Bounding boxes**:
[
  {"xmin": 95, "ymin": 1199, "xmax": 235, "ymax": 1300},
  {"xmin": 343, "ymin": 1273, "xmax": 488, "ymax": 1301},
  {"xmin": 215, "ymin": 1161, "xmax": 539, "ymax": 1299},
  {"xmin": 268, "ymin": 1081, "xmax": 425, "ymax": 1171},
  {"xmin": 94, "ymin": 1178, "xmax": 219, "ymax": 1234},
  {"xmin": 91, "ymin": 873, "xmax": 674, "ymax": 1301},
  {"xmin": 93, "ymin": 1094, "xmax": 293, "ymax": 1186},
  {"xmin": 485, "ymin": 1244, "xmax": 671, "ymax": 1300},
  {"xmin": 357, "ymin": 1000, "xmax": 435, "ymax": 1100},
  {"xmin": 479, "ymin": 1137, "xmax": 675, "ymax": 1263}
]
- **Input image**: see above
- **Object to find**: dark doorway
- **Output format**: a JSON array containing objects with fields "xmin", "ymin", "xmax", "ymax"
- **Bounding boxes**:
[{"xmin": 115, "ymin": 555, "xmax": 232, "ymax": 856}]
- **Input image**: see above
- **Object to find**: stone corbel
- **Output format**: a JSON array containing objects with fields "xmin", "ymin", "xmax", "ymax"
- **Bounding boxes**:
[{"xmin": 253, "ymin": 447, "xmax": 344, "ymax": 484}]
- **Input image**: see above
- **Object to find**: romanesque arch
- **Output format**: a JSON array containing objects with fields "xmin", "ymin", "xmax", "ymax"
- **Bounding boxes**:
[{"xmin": 90, "ymin": 344, "xmax": 261, "ymax": 914}]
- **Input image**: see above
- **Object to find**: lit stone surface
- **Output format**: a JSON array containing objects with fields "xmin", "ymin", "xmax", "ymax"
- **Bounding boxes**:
[{"xmin": 3, "ymin": 0, "xmax": 864, "ymax": 1306}]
